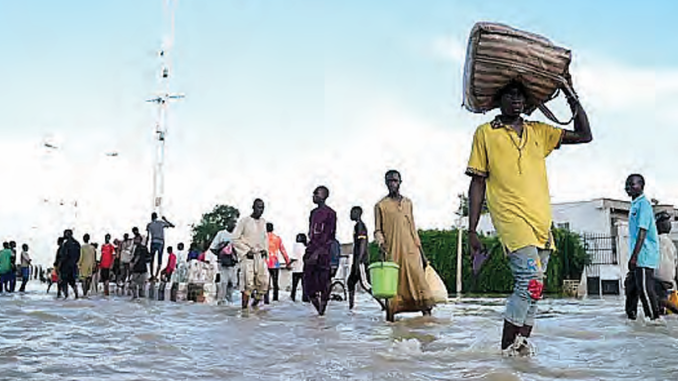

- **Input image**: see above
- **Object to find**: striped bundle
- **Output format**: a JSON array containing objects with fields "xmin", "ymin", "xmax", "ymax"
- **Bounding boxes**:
[{"xmin": 463, "ymin": 22, "xmax": 572, "ymax": 117}]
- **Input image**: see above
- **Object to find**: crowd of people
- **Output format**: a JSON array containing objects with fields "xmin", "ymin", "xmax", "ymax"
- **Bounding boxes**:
[
  {"xmin": 10, "ymin": 77, "xmax": 678, "ymax": 359},
  {"xmin": 41, "ymin": 171, "xmax": 437, "ymax": 322},
  {"xmin": 0, "ymin": 241, "xmax": 36, "ymax": 293},
  {"xmin": 47, "ymin": 213, "xmax": 173, "ymax": 298}
]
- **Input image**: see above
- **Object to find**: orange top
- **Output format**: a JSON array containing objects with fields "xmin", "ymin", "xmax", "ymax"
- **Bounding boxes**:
[{"xmin": 267, "ymin": 232, "xmax": 289, "ymax": 268}]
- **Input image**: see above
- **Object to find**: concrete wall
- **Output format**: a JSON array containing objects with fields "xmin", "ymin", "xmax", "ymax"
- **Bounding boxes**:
[
  {"xmin": 465, "ymin": 200, "xmax": 614, "ymax": 237},
  {"xmin": 552, "ymin": 200, "xmax": 611, "ymax": 235}
]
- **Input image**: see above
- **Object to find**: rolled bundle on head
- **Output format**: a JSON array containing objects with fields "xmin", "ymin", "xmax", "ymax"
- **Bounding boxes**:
[{"xmin": 463, "ymin": 22, "xmax": 573, "ymax": 121}]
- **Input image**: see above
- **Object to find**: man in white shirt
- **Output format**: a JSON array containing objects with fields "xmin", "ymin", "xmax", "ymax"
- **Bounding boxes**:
[
  {"xmin": 172, "ymin": 242, "xmax": 188, "ymax": 282},
  {"xmin": 168, "ymin": 242, "xmax": 187, "ymax": 302},
  {"xmin": 289, "ymin": 233, "xmax": 307, "ymax": 302},
  {"xmin": 209, "ymin": 219, "xmax": 238, "ymax": 304},
  {"xmin": 18, "ymin": 244, "xmax": 31, "ymax": 292},
  {"xmin": 118, "ymin": 233, "xmax": 134, "ymax": 294},
  {"xmin": 232, "ymin": 199, "xmax": 269, "ymax": 309}
]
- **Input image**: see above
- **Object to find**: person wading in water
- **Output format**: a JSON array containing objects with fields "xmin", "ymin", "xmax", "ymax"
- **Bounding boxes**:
[
  {"xmin": 624, "ymin": 174, "xmax": 662, "ymax": 321},
  {"xmin": 232, "ymin": 199, "xmax": 269, "ymax": 309},
  {"xmin": 466, "ymin": 79, "xmax": 592, "ymax": 356},
  {"xmin": 303, "ymin": 186, "xmax": 337, "ymax": 316},
  {"xmin": 264, "ymin": 222, "xmax": 290, "ymax": 304},
  {"xmin": 347, "ymin": 206, "xmax": 383, "ymax": 310},
  {"xmin": 59, "ymin": 229, "xmax": 81, "ymax": 299},
  {"xmin": 375, "ymin": 170, "xmax": 434, "ymax": 322}
]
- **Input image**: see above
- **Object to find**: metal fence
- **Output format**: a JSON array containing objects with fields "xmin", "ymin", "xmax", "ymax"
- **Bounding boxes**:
[{"xmin": 582, "ymin": 233, "xmax": 617, "ymax": 265}]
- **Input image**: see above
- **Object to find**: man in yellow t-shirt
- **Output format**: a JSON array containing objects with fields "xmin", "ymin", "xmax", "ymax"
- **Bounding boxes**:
[{"xmin": 466, "ymin": 80, "xmax": 592, "ymax": 356}]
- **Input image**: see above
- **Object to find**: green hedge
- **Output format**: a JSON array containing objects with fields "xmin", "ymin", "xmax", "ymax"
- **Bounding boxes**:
[{"xmin": 369, "ymin": 228, "xmax": 589, "ymax": 295}]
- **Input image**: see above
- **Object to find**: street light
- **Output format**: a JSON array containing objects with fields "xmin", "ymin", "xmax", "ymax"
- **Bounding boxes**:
[
  {"xmin": 147, "ymin": 0, "xmax": 184, "ymax": 217},
  {"xmin": 40, "ymin": 140, "xmax": 120, "ymax": 230},
  {"xmin": 455, "ymin": 194, "xmax": 464, "ymax": 297}
]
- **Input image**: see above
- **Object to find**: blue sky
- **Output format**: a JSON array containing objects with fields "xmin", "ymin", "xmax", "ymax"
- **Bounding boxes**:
[{"xmin": 0, "ymin": 1, "xmax": 676, "ymax": 264}]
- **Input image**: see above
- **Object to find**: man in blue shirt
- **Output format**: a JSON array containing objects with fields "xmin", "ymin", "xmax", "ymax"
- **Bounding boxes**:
[{"xmin": 624, "ymin": 174, "xmax": 661, "ymax": 321}]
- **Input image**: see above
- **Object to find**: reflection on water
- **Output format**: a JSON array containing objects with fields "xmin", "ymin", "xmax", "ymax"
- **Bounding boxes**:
[{"xmin": 1, "ymin": 284, "xmax": 677, "ymax": 381}]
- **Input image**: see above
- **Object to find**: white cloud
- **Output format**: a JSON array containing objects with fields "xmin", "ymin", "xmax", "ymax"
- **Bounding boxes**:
[
  {"xmin": 2, "ymin": 76, "xmax": 476, "ymax": 267},
  {"xmin": 571, "ymin": 56, "xmax": 678, "ymax": 111},
  {"xmin": 432, "ymin": 35, "xmax": 467, "ymax": 63}
]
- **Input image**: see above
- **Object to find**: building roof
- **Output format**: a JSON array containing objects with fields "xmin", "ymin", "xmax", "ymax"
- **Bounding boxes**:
[{"xmin": 554, "ymin": 198, "xmax": 677, "ymax": 218}]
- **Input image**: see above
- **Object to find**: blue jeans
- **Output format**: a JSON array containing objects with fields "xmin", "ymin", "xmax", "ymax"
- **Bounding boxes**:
[
  {"xmin": 505, "ymin": 246, "xmax": 551, "ymax": 327},
  {"xmin": 150, "ymin": 241, "xmax": 164, "ymax": 266}
]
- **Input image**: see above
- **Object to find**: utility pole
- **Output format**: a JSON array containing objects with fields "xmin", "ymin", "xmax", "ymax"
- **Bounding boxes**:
[
  {"xmin": 456, "ymin": 194, "xmax": 463, "ymax": 296},
  {"xmin": 147, "ymin": 0, "xmax": 184, "ymax": 216}
]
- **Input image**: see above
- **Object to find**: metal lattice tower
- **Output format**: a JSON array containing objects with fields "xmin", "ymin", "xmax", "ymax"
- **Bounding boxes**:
[{"xmin": 147, "ymin": 0, "xmax": 184, "ymax": 216}]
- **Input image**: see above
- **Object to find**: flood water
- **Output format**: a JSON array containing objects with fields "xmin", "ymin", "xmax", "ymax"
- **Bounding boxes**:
[{"xmin": 1, "ymin": 283, "xmax": 677, "ymax": 381}]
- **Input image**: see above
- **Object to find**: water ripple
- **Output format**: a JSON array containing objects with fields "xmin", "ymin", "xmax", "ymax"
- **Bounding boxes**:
[{"xmin": 0, "ymin": 285, "xmax": 676, "ymax": 380}]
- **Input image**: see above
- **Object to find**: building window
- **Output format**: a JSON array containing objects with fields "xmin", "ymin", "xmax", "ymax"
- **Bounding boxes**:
[{"xmin": 557, "ymin": 222, "xmax": 570, "ymax": 230}]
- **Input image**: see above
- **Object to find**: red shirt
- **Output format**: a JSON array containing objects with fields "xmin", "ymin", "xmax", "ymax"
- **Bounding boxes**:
[
  {"xmin": 167, "ymin": 253, "xmax": 177, "ymax": 272},
  {"xmin": 100, "ymin": 243, "xmax": 115, "ymax": 269}
]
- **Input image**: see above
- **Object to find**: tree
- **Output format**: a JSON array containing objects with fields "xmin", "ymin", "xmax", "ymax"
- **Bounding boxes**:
[
  {"xmin": 458, "ymin": 193, "xmax": 489, "ymax": 217},
  {"xmin": 190, "ymin": 204, "xmax": 240, "ymax": 249}
]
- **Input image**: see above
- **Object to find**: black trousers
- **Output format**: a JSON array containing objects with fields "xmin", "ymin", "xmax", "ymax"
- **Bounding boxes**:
[
  {"xmin": 170, "ymin": 282, "xmax": 179, "ymax": 302},
  {"xmin": 266, "ymin": 268, "xmax": 280, "ymax": 302},
  {"xmin": 625, "ymin": 266, "xmax": 660, "ymax": 320},
  {"xmin": 291, "ymin": 272, "xmax": 304, "ymax": 301},
  {"xmin": 347, "ymin": 262, "xmax": 371, "ymax": 294},
  {"xmin": 60, "ymin": 279, "xmax": 77, "ymax": 297},
  {"xmin": 9, "ymin": 269, "xmax": 16, "ymax": 292}
]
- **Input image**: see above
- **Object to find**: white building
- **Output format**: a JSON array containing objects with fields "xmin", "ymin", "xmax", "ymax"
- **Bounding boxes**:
[{"xmin": 466, "ymin": 198, "xmax": 678, "ymax": 296}]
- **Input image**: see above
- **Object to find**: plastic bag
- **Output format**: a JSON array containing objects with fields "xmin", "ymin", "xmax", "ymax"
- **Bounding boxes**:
[
  {"xmin": 426, "ymin": 266, "xmax": 448, "ymax": 304},
  {"xmin": 668, "ymin": 291, "xmax": 678, "ymax": 315}
]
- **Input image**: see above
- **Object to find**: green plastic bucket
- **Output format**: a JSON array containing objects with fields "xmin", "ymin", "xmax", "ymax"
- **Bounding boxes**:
[{"xmin": 368, "ymin": 261, "xmax": 400, "ymax": 299}]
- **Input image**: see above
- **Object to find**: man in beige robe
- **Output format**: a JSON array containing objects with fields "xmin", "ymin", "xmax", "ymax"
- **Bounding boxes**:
[
  {"xmin": 78, "ymin": 233, "xmax": 96, "ymax": 297},
  {"xmin": 375, "ymin": 170, "xmax": 434, "ymax": 322},
  {"xmin": 232, "ymin": 198, "xmax": 269, "ymax": 309}
]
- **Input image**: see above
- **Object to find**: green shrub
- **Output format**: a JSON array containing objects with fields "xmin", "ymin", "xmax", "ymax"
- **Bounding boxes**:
[{"xmin": 368, "ymin": 227, "xmax": 588, "ymax": 295}]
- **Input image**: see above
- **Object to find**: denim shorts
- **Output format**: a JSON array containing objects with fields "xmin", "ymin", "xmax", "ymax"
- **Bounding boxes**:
[
  {"xmin": 504, "ymin": 246, "xmax": 551, "ymax": 327},
  {"xmin": 0, "ymin": 272, "xmax": 11, "ymax": 284}
]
